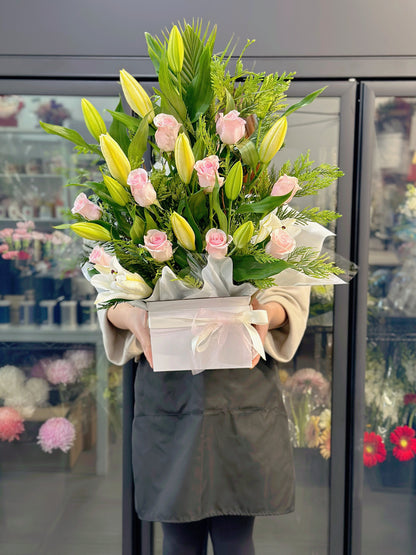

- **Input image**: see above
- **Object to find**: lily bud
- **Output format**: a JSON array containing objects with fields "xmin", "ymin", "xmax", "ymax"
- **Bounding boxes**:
[
  {"xmin": 233, "ymin": 221, "xmax": 254, "ymax": 249},
  {"xmin": 171, "ymin": 212, "xmax": 196, "ymax": 251},
  {"xmin": 224, "ymin": 161, "xmax": 243, "ymax": 201},
  {"xmin": 99, "ymin": 133, "xmax": 131, "ymax": 186},
  {"xmin": 119, "ymin": 69, "xmax": 154, "ymax": 119},
  {"xmin": 70, "ymin": 222, "xmax": 112, "ymax": 241},
  {"xmin": 167, "ymin": 25, "xmax": 184, "ymax": 74},
  {"xmin": 81, "ymin": 98, "xmax": 107, "ymax": 142},
  {"xmin": 174, "ymin": 133, "xmax": 195, "ymax": 185},
  {"xmin": 130, "ymin": 216, "xmax": 145, "ymax": 243},
  {"xmin": 258, "ymin": 116, "xmax": 288, "ymax": 163},
  {"xmin": 103, "ymin": 175, "xmax": 130, "ymax": 206}
]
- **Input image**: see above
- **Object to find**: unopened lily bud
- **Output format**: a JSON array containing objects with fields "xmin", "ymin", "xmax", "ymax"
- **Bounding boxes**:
[
  {"xmin": 224, "ymin": 161, "xmax": 243, "ymax": 201},
  {"xmin": 70, "ymin": 222, "xmax": 112, "ymax": 242},
  {"xmin": 99, "ymin": 133, "xmax": 131, "ymax": 186},
  {"xmin": 167, "ymin": 25, "xmax": 184, "ymax": 74},
  {"xmin": 120, "ymin": 69, "xmax": 154, "ymax": 119},
  {"xmin": 130, "ymin": 216, "xmax": 145, "ymax": 243},
  {"xmin": 103, "ymin": 175, "xmax": 130, "ymax": 206},
  {"xmin": 259, "ymin": 116, "xmax": 287, "ymax": 163},
  {"xmin": 233, "ymin": 221, "xmax": 254, "ymax": 249},
  {"xmin": 81, "ymin": 98, "xmax": 107, "ymax": 142},
  {"xmin": 171, "ymin": 212, "xmax": 196, "ymax": 251},
  {"xmin": 174, "ymin": 133, "xmax": 195, "ymax": 185}
]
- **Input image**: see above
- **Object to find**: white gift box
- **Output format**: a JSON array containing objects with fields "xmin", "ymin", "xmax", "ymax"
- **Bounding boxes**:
[{"xmin": 147, "ymin": 296, "xmax": 268, "ymax": 373}]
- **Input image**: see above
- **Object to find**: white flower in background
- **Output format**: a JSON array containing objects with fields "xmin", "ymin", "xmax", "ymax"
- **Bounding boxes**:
[
  {"xmin": 91, "ymin": 256, "xmax": 152, "ymax": 305},
  {"xmin": 25, "ymin": 378, "xmax": 50, "ymax": 406},
  {"xmin": 0, "ymin": 365, "xmax": 26, "ymax": 399},
  {"xmin": 399, "ymin": 184, "xmax": 416, "ymax": 220},
  {"xmin": 319, "ymin": 408, "xmax": 331, "ymax": 430}
]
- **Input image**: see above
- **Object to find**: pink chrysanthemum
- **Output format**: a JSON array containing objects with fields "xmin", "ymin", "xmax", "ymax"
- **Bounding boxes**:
[
  {"xmin": 30, "ymin": 358, "xmax": 53, "ymax": 379},
  {"xmin": 64, "ymin": 349, "xmax": 94, "ymax": 372},
  {"xmin": 37, "ymin": 417, "xmax": 76, "ymax": 453},
  {"xmin": 0, "ymin": 406, "xmax": 25, "ymax": 442},
  {"xmin": 284, "ymin": 368, "xmax": 330, "ymax": 401},
  {"xmin": 45, "ymin": 359, "xmax": 78, "ymax": 385}
]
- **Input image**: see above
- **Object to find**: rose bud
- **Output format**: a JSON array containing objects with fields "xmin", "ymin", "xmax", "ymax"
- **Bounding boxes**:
[
  {"xmin": 127, "ymin": 168, "xmax": 157, "ymax": 207},
  {"xmin": 194, "ymin": 155, "xmax": 224, "ymax": 193},
  {"xmin": 144, "ymin": 229, "xmax": 173, "ymax": 262},
  {"xmin": 71, "ymin": 193, "xmax": 102, "ymax": 221},
  {"xmin": 205, "ymin": 228, "xmax": 232, "ymax": 259},
  {"xmin": 265, "ymin": 228, "xmax": 296, "ymax": 259},
  {"xmin": 153, "ymin": 113, "xmax": 181, "ymax": 152},
  {"xmin": 271, "ymin": 174, "xmax": 301, "ymax": 203},
  {"xmin": 216, "ymin": 110, "xmax": 246, "ymax": 145}
]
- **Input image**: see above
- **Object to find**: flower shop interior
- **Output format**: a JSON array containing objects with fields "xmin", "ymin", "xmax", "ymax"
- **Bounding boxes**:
[{"xmin": 1, "ymin": 1, "xmax": 416, "ymax": 554}]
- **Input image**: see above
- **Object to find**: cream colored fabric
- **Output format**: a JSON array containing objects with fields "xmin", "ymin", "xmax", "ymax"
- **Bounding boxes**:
[{"xmin": 97, "ymin": 286, "xmax": 311, "ymax": 366}]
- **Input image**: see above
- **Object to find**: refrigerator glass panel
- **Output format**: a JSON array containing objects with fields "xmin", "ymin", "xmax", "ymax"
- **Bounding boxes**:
[
  {"xmin": 0, "ymin": 94, "xmax": 123, "ymax": 555},
  {"xmin": 362, "ymin": 95, "xmax": 416, "ymax": 554}
]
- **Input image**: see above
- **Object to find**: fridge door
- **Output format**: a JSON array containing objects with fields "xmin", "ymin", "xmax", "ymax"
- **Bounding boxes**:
[{"xmin": 352, "ymin": 81, "xmax": 416, "ymax": 555}]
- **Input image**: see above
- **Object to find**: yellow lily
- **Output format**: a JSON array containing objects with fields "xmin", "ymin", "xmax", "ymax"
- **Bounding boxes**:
[
  {"xmin": 119, "ymin": 69, "xmax": 154, "ymax": 119},
  {"xmin": 103, "ymin": 175, "xmax": 130, "ymax": 206},
  {"xmin": 171, "ymin": 212, "xmax": 196, "ymax": 250},
  {"xmin": 224, "ymin": 161, "xmax": 243, "ymax": 201},
  {"xmin": 174, "ymin": 133, "xmax": 195, "ymax": 185},
  {"xmin": 99, "ymin": 133, "xmax": 131, "ymax": 186},
  {"xmin": 167, "ymin": 25, "xmax": 184, "ymax": 73},
  {"xmin": 70, "ymin": 222, "xmax": 112, "ymax": 241},
  {"xmin": 259, "ymin": 116, "xmax": 288, "ymax": 163},
  {"xmin": 81, "ymin": 98, "xmax": 107, "ymax": 142}
]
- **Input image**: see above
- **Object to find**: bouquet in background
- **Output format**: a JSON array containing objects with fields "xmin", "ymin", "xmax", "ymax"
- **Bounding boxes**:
[{"xmin": 38, "ymin": 21, "xmax": 348, "ymax": 311}]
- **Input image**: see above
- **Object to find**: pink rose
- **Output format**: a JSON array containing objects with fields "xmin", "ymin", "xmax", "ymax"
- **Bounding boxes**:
[
  {"xmin": 89, "ymin": 245, "xmax": 112, "ymax": 267},
  {"xmin": 0, "ymin": 228, "xmax": 14, "ymax": 239},
  {"xmin": 265, "ymin": 228, "xmax": 296, "ymax": 259},
  {"xmin": 2, "ymin": 250, "xmax": 19, "ymax": 260},
  {"xmin": 194, "ymin": 155, "xmax": 224, "ymax": 193},
  {"xmin": 71, "ymin": 193, "xmax": 102, "ymax": 220},
  {"xmin": 0, "ymin": 244, "xmax": 9, "ymax": 253},
  {"xmin": 205, "ymin": 228, "xmax": 232, "ymax": 259},
  {"xmin": 127, "ymin": 169, "xmax": 157, "ymax": 207},
  {"xmin": 143, "ymin": 229, "xmax": 173, "ymax": 262},
  {"xmin": 271, "ymin": 175, "xmax": 301, "ymax": 203},
  {"xmin": 216, "ymin": 110, "xmax": 246, "ymax": 145},
  {"xmin": 153, "ymin": 113, "xmax": 181, "ymax": 152}
]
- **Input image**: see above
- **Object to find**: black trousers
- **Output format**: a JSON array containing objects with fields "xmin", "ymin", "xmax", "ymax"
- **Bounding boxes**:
[{"xmin": 161, "ymin": 515, "xmax": 255, "ymax": 555}]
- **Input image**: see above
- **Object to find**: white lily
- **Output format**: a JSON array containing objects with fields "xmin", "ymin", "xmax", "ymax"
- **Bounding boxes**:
[
  {"xmin": 91, "ymin": 256, "xmax": 152, "ymax": 304},
  {"xmin": 251, "ymin": 208, "xmax": 300, "ymax": 244}
]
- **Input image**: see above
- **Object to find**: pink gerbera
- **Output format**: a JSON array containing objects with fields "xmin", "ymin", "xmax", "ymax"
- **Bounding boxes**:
[
  {"xmin": 0, "ymin": 406, "xmax": 25, "ymax": 442},
  {"xmin": 37, "ymin": 417, "xmax": 75, "ymax": 453},
  {"xmin": 390, "ymin": 425, "xmax": 416, "ymax": 462},
  {"xmin": 284, "ymin": 368, "xmax": 330, "ymax": 401}
]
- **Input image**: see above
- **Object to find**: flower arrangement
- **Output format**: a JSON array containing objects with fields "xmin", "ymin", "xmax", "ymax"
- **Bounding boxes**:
[
  {"xmin": 0, "ymin": 220, "xmax": 78, "ymax": 278},
  {"xmin": 0, "ymin": 349, "xmax": 95, "ymax": 455},
  {"xmin": 281, "ymin": 367, "xmax": 331, "ymax": 457},
  {"xmin": 35, "ymin": 99, "xmax": 71, "ymax": 126},
  {"xmin": 39, "ymin": 21, "xmax": 346, "ymax": 312}
]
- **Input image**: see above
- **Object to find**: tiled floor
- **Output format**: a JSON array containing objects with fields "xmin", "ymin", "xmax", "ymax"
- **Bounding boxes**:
[{"xmin": 1, "ymin": 442, "xmax": 415, "ymax": 554}]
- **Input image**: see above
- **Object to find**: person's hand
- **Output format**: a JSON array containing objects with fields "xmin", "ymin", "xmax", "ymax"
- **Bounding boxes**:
[
  {"xmin": 107, "ymin": 303, "xmax": 153, "ymax": 368},
  {"xmin": 250, "ymin": 295, "xmax": 288, "ymax": 369}
]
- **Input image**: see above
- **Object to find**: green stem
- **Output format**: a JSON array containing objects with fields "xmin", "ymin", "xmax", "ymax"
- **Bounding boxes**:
[
  {"xmin": 177, "ymin": 72, "xmax": 182, "ymax": 97},
  {"xmin": 209, "ymin": 192, "xmax": 214, "ymax": 228},
  {"xmin": 256, "ymin": 119, "xmax": 263, "ymax": 149},
  {"xmin": 289, "ymin": 396, "xmax": 300, "ymax": 446},
  {"xmin": 409, "ymin": 407, "xmax": 416, "ymax": 429},
  {"xmin": 227, "ymin": 198, "xmax": 233, "ymax": 235}
]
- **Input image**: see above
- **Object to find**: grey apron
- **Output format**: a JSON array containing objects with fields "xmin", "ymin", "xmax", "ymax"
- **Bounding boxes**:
[{"xmin": 132, "ymin": 355, "xmax": 295, "ymax": 523}]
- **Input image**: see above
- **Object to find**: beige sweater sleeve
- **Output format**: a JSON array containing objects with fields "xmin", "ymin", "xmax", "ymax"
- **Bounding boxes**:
[
  {"xmin": 97, "ymin": 286, "xmax": 310, "ymax": 366},
  {"xmin": 256, "ymin": 285, "xmax": 311, "ymax": 363}
]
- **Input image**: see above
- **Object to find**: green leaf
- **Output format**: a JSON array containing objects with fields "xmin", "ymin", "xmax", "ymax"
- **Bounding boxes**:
[
  {"xmin": 128, "ymin": 114, "xmax": 149, "ymax": 169},
  {"xmin": 109, "ymin": 99, "xmax": 130, "ymax": 155},
  {"xmin": 184, "ymin": 45, "xmax": 213, "ymax": 122},
  {"xmin": 224, "ymin": 88, "xmax": 236, "ymax": 113},
  {"xmin": 188, "ymin": 190, "xmax": 208, "ymax": 222},
  {"xmin": 39, "ymin": 121, "xmax": 98, "ymax": 152},
  {"xmin": 158, "ymin": 53, "xmax": 188, "ymax": 123},
  {"xmin": 106, "ymin": 109, "xmax": 140, "ymax": 132},
  {"xmin": 237, "ymin": 191, "xmax": 292, "ymax": 214},
  {"xmin": 212, "ymin": 183, "xmax": 227, "ymax": 231},
  {"xmin": 184, "ymin": 201, "xmax": 203, "ymax": 251},
  {"xmin": 144, "ymin": 209, "xmax": 158, "ymax": 231},
  {"xmin": 236, "ymin": 139, "xmax": 259, "ymax": 170},
  {"xmin": 173, "ymin": 246, "xmax": 188, "ymax": 268},
  {"xmin": 232, "ymin": 255, "xmax": 289, "ymax": 282},
  {"xmin": 145, "ymin": 32, "xmax": 165, "ymax": 74},
  {"xmin": 281, "ymin": 87, "xmax": 327, "ymax": 118}
]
